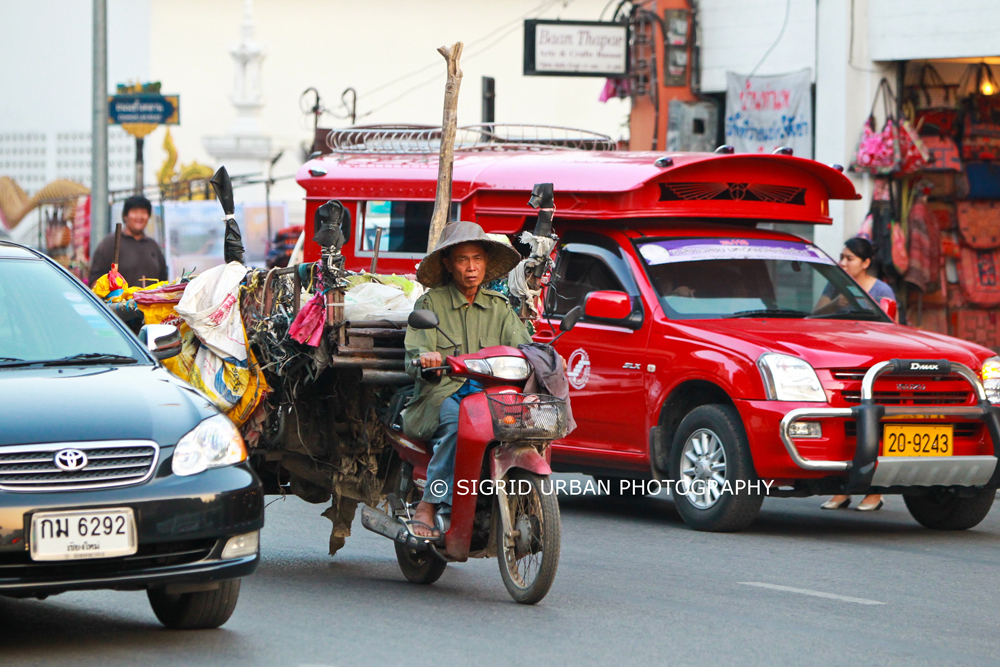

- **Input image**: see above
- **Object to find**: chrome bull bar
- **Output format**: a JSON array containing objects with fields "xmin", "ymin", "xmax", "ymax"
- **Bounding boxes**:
[{"xmin": 778, "ymin": 359, "xmax": 1000, "ymax": 492}]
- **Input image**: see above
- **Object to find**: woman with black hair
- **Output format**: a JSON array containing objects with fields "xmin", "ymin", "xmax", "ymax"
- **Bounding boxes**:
[
  {"xmin": 819, "ymin": 237, "xmax": 895, "ymax": 512},
  {"xmin": 814, "ymin": 237, "xmax": 895, "ymax": 314}
]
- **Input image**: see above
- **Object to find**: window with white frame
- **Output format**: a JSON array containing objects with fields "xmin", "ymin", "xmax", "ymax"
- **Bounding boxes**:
[{"xmin": 359, "ymin": 200, "xmax": 459, "ymax": 255}]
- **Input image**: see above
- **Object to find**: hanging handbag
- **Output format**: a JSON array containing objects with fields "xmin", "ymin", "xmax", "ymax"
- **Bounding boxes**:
[
  {"xmin": 897, "ymin": 118, "xmax": 930, "ymax": 174},
  {"xmin": 928, "ymin": 201, "xmax": 957, "ymax": 230},
  {"xmin": 954, "ymin": 309, "xmax": 1000, "ymax": 348},
  {"xmin": 904, "ymin": 199, "xmax": 934, "ymax": 292},
  {"xmin": 958, "ymin": 245, "xmax": 1000, "ymax": 306},
  {"xmin": 851, "ymin": 79, "xmax": 900, "ymax": 175},
  {"xmin": 963, "ymin": 162, "xmax": 1000, "ymax": 199},
  {"xmin": 908, "ymin": 64, "xmax": 959, "ymax": 110},
  {"xmin": 957, "ymin": 200, "xmax": 1000, "ymax": 248},
  {"xmin": 907, "ymin": 65, "xmax": 959, "ymax": 136},
  {"xmin": 921, "ymin": 135, "xmax": 962, "ymax": 171}
]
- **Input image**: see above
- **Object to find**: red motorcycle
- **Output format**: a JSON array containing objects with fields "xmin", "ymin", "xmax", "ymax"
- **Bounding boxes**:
[{"xmin": 362, "ymin": 307, "xmax": 580, "ymax": 604}]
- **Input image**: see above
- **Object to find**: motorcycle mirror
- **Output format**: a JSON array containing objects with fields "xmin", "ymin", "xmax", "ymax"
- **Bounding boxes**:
[
  {"xmin": 560, "ymin": 306, "xmax": 583, "ymax": 332},
  {"xmin": 407, "ymin": 309, "xmax": 440, "ymax": 330}
]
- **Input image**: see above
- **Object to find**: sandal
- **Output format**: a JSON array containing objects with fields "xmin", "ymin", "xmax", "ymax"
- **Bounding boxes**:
[
  {"xmin": 820, "ymin": 497, "xmax": 851, "ymax": 510},
  {"xmin": 401, "ymin": 519, "xmax": 441, "ymax": 542}
]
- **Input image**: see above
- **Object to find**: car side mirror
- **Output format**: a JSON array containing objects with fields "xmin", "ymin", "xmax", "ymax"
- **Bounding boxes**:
[
  {"xmin": 585, "ymin": 290, "xmax": 631, "ymax": 320},
  {"xmin": 879, "ymin": 297, "xmax": 898, "ymax": 322},
  {"xmin": 561, "ymin": 306, "xmax": 583, "ymax": 332},
  {"xmin": 408, "ymin": 309, "xmax": 440, "ymax": 330},
  {"xmin": 139, "ymin": 324, "xmax": 182, "ymax": 361}
]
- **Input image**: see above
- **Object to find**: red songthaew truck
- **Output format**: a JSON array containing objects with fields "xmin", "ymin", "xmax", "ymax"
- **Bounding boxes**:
[{"xmin": 296, "ymin": 126, "xmax": 1000, "ymax": 532}]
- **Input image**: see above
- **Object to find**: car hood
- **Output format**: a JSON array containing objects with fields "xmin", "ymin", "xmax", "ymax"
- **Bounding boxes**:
[
  {"xmin": 668, "ymin": 318, "xmax": 993, "ymax": 371},
  {"xmin": 0, "ymin": 365, "xmax": 217, "ymax": 447}
]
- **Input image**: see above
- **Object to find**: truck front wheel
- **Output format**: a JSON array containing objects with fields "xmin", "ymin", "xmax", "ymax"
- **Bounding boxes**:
[
  {"xmin": 670, "ymin": 404, "xmax": 763, "ymax": 532},
  {"xmin": 903, "ymin": 488, "xmax": 995, "ymax": 530}
]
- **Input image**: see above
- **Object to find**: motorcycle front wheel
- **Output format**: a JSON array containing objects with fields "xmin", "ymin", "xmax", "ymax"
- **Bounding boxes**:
[{"xmin": 495, "ymin": 469, "xmax": 560, "ymax": 605}]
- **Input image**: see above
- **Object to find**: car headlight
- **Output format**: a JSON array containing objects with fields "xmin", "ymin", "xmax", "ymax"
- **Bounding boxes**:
[
  {"xmin": 982, "ymin": 356, "xmax": 1000, "ymax": 404},
  {"xmin": 757, "ymin": 353, "xmax": 826, "ymax": 402},
  {"xmin": 462, "ymin": 356, "xmax": 531, "ymax": 380},
  {"xmin": 172, "ymin": 415, "xmax": 247, "ymax": 476}
]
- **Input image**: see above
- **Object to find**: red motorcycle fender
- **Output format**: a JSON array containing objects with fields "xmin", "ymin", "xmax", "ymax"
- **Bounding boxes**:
[
  {"xmin": 444, "ymin": 392, "xmax": 494, "ymax": 562},
  {"xmin": 490, "ymin": 445, "xmax": 552, "ymax": 481}
]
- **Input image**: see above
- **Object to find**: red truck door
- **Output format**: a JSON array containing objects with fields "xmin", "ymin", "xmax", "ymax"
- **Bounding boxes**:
[{"xmin": 539, "ymin": 234, "xmax": 651, "ymax": 462}]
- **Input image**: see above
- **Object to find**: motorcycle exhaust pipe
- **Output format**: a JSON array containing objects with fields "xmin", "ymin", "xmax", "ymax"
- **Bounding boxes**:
[{"xmin": 360, "ymin": 505, "xmax": 407, "ymax": 543}]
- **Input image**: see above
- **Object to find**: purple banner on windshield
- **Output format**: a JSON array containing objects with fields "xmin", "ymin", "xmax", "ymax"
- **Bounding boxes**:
[{"xmin": 638, "ymin": 238, "xmax": 834, "ymax": 266}]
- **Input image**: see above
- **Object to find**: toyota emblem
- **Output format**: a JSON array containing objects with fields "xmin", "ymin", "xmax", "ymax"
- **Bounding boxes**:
[{"xmin": 53, "ymin": 449, "xmax": 89, "ymax": 472}]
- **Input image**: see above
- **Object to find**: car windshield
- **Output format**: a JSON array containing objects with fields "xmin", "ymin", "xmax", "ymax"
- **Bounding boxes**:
[
  {"xmin": 0, "ymin": 258, "xmax": 145, "ymax": 367},
  {"xmin": 636, "ymin": 237, "xmax": 891, "ymax": 322}
]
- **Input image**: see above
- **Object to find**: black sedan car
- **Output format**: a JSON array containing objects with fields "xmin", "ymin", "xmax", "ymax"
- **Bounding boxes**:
[{"xmin": 0, "ymin": 241, "xmax": 263, "ymax": 629}]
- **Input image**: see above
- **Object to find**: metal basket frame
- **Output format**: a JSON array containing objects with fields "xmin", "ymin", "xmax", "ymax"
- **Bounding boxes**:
[
  {"xmin": 325, "ymin": 124, "xmax": 616, "ymax": 155},
  {"xmin": 487, "ymin": 393, "xmax": 568, "ymax": 442}
]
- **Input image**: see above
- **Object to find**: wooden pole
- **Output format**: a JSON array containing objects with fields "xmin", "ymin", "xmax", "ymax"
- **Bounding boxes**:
[
  {"xmin": 426, "ymin": 42, "xmax": 464, "ymax": 253},
  {"xmin": 112, "ymin": 222, "xmax": 122, "ymax": 265}
]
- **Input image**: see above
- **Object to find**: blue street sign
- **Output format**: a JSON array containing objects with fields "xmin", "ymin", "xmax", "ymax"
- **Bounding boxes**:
[{"xmin": 108, "ymin": 94, "xmax": 180, "ymax": 125}]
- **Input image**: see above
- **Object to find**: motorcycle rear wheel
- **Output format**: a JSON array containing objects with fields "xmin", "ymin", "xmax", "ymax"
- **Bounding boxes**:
[
  {"xmin": 496, "ymin": 469, "xmax": 560, "ymax": 605},
  {"xmin": 394, "ymin": 542, "xmax": 447, "ymax": 584}
]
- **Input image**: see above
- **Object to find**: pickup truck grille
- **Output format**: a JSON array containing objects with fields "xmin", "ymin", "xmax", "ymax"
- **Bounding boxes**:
[
  {"xmin": 840, "ymin": 390, "xmax": 971, "ymax": 405},
  {"xmin": 0, "ymin": 441, "xmax": 159, "ymax": 492},
  {"xmin": 829, "ymin": 368, "xmax": 974, "ymax": 406}
]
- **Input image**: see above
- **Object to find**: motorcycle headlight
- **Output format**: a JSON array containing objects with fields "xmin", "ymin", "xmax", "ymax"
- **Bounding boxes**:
[
  {"xmin": 172, "ymin": 415, "xmax": 247, "ymax": 477},
  {"xmin": 757, "ymin": 353, "xmax": 826, "ymax": 402},
  {"xmin": 982, "ymin": 356, "xmax": 1000, "ymax": 404},
  {"xmin": 487, "ymin": 356, "xmax": 531, "ymax": 380},
  {"xmin": 462, "ymin": 357, "xmax": 531, "ymax": 380}
]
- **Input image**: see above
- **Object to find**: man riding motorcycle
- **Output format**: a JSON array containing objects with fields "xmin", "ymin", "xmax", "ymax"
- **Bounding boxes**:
[{"xmin": 403, "ymin": 221, "xmax": 531, "ymax": 539}]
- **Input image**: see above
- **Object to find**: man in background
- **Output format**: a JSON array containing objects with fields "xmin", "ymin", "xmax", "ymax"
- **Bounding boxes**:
[{"xmin": 88, "ymin": 195, "xmax": 168, "ymax": 287}]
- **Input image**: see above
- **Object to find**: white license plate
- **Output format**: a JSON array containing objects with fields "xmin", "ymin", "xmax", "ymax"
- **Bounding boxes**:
[{"xmin": 30, "ymin": 508, "xmax": 137, "ymax": 561}]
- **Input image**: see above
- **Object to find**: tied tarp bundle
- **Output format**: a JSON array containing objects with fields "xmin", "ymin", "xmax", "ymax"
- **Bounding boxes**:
[{"xmin": 136, "ymin": 267, "xmax": 269, "ymax": 426}]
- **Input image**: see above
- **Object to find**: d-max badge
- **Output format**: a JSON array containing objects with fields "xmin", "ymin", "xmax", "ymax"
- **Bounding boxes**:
[{"xmin": 567, "ymin": 348, "xmax": 591, "ymax": 390}]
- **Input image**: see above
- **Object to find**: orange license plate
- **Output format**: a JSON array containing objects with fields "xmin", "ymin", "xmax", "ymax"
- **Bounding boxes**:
[{"xmin": 882, "ymin": 424, "xmax": 954, "ymax": 457}]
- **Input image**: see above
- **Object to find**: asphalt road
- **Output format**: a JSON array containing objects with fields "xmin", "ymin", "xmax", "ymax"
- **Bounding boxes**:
[{"xmin": 4, "ymin": 474, "xmax": 1000, "ymax": 667}]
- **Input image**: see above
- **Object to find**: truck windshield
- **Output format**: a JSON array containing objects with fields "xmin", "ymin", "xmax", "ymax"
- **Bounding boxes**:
[
  {"xmin": 0, "ymin": 258, "xmax": 144, "ymax": 367},
  {"xmin": 636, "ymin": 238, "xmax": 891, "ymax": 322}
]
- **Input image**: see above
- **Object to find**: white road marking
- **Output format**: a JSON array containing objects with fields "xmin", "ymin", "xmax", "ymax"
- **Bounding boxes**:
[{"xmin": 739, "ymin": 581, "xmax": 886, "ymax": 605}]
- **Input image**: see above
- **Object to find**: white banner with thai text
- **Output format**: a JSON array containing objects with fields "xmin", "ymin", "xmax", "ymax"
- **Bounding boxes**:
[{"xmin": 725, "ymin": 69, "xmax": 812, "ymax": 158}]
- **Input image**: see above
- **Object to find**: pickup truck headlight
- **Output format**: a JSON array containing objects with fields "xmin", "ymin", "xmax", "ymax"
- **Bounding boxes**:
[
  {"xmin": 757, "ymin": 353, "xmax": 827, "ymax": 402},
  {"xmin": 172, "ymin": 415, "xmax": 247, "ymax": 476},
  {"xmin": 463, "ymin": 357, "xmax": 531, "ymax": 381},
  {"xmin": 982, "ymin": 356, "xmax": 1000, "ymax": 404}
]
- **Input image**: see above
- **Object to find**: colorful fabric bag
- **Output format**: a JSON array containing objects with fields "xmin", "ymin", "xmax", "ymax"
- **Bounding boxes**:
[
  {"xmin": 958, "ymin": 246, "xmax": 1000, "ymax": 306},
  {"xmin": 851, "ymin": 79, "xmax": 900, "ymax": 175},
  {"xmin": 927, "ymin": 201, "xmax": 957, "ymax": 230},
  {"xmin": 957, "ymin": 201, "xmax": 1000, "ymax": 248},
  {"xmin": 922, "ymin": 135, "xmax": 962, "ymax": 171},
  {"xmin": 964, "ymin": 162, "xmax": 1000, "ymax": 199}
]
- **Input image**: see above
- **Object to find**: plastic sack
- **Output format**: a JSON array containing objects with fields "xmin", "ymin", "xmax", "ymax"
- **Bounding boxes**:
[
  {"xmin": 344, "ymin": 282, "xmax": 418, "ymax": 322},
  {"xmin": 175, "ymin": 262, "xmax": 249, "ymax": 361}
]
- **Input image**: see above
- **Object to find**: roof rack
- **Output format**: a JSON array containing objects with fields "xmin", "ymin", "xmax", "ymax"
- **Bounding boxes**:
[{"xmin": 324, "ymin": 124, "xmax": 617, "ymax": 155}]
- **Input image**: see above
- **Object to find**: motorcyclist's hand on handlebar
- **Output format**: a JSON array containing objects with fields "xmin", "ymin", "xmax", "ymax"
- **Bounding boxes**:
[{"xmin": 419, "ymin": 352, "xmax": 443, "ymax": 375}]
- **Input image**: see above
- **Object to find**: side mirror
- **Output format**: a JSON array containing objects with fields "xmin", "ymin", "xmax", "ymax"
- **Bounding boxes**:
[
  {"xmin": 561, "ymin": 305, "xmax": 583, "ymax": 332},
  {"xmin": 879, "ymin": 297, "xmax": 898, "ymax": 322},
  {"xmin": 408, "ymin": 309, "xmax": 440, "ymax": 330},
  {"xmin": 585, "ymin": 290, "xmax": 631, "ymax": 321},
  {"xmin": 139, "ymin": 324, "xmax": 182, "ymax": 361}
]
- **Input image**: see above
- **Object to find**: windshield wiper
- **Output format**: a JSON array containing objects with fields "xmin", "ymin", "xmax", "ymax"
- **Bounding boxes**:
[
  {"xmin": 807, "ymin": 310, "xmax": 885, "ymax": 321},
  {"xmin": 727, "ymin": 309, "xmax": 810, "ymax": 319},
  {"xmin": 41, "ymin": 353, "xmax": 138, "ymax": 367},
  {"xmin": 0, "ymin": 357, "xmax": 31, "ymax": 367}
]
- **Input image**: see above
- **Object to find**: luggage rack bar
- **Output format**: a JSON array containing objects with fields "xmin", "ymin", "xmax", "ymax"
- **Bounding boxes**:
[
  {"xmin": 324, "ymin": 124, "xmax": 617, "ymax": 155},
  {"xmin": 778, "ymin": 360, "xmax": 1000, "ymax": 491}
]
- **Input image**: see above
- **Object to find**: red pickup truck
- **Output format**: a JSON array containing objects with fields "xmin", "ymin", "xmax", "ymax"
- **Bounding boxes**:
[{"xmin": 298, "ymin": 128, "xmax": 1000, "ymax": 533}]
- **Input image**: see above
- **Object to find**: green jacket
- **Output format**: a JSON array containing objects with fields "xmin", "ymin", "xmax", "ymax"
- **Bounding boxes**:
[{"xmin": 403, "ymin": 283, "xmax": 532, "ymax": 441}]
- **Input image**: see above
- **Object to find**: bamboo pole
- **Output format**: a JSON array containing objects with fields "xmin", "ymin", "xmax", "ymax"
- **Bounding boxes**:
[{"xmin": 426, "ymin": 42, "xmax": 464, "ymax": 252}]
